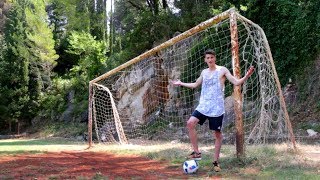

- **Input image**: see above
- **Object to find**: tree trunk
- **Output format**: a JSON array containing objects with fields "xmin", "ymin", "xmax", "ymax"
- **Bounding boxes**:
[
  {"xmin": 17, "ymin": 121, "xmax": 20, "ymax": 135},
  {"xmin": 103, "ymin": 0, "xmax": 107, "ymax": 43},
  {"xmin": 9, "ymin": 121, "xmax": 12, "ymax": 133},
  {"xmin": 109, "ymin": 0, "xmax": 113, "ymax": 54}
]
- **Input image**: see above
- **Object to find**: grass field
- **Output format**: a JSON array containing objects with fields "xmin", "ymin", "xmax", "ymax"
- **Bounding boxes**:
[{"xmin": 0, "ymin": 138, "xmax": 319, "ymax": 179}]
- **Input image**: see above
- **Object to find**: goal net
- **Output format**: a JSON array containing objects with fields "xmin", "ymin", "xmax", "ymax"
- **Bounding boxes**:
[{"xmin": 88, "ymin": 9, "xmax": 296, "ymax": 147}]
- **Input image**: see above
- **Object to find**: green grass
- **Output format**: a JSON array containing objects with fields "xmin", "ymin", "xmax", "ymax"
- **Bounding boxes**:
[
  {"xmin": 38, "ymin": 122, "xmax": 87, "ymax": 137},
  {"xmin": 0, "ymin": 138, "xmax": 87, "ymax": 155},
  {"xmin": 93, "ymin": 142, "xmax": 320, "ymax": 179},
  {"xmin": 0, "ymin": 138, "xmax": 319, "ymax": 179}
]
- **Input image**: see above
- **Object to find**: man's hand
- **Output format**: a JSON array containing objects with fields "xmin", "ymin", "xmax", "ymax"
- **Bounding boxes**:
[
  {"xmin": 171, "ymin": 80, "xmax": 182, "ymax": 86},
  {"xmin": 246, "ymin": 66, "xmax": 255, "ymax": 77}
]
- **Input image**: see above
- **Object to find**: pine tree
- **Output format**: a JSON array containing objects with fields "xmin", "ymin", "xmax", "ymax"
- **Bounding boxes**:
[
  {"xmin": 0, "ymin": 0, "xmax": 58, "ymax": 130},
  {"xmin": 1, "ymin": 0, "xmax": 30, "ymax": 127}
]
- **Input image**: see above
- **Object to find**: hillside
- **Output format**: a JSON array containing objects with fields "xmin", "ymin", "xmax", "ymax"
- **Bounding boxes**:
[{"xmin": 285, "ymin": 55, "xmax": 320, "ymax": 137}]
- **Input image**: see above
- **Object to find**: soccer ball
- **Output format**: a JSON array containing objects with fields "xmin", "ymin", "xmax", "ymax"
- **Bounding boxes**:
[{"xmin": 183, "ymin": 160, "xmax": 199, "ymax": 174}]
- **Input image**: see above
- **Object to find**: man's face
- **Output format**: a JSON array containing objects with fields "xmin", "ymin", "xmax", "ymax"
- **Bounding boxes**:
[{"xmin": 205, "ymin": 54, "xmax": 216, "ymax": 65}]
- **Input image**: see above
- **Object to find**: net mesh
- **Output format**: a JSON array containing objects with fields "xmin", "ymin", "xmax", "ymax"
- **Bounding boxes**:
[{"xmin": 90, "ymin": 11, "xmax": 293, "ymax": 145}]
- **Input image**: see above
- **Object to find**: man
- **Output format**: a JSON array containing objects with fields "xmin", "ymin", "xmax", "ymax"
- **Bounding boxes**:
[{"xmin": 172, "ymin": 49, "xmax": 254, "ymax": 172}]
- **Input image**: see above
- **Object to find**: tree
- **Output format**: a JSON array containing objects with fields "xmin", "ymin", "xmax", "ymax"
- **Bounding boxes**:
[
  {"xmin": 49, "ymin": 0, "xmax": 109, "ymax": 75},
  {"xmin": 0, "ymin": 34, "xmax": 10, "ymax": 132},
  {"xmin": 25, "ymin": 0, "xmax": 59, "ymax": 90},
  {"xmin": 0, "ymin": 0, "xmax": 58, "ymax": 131},
  {"xmin": 0, "ymin": 0, "xmax": 31, "ymax": 131},
  {"xmin": 245, "ymin": 0, "xmax": 320, "ymax": 84},
  {"xmin": 66, "ymin": 31, "xmax": 107, "ymax": 81},
  {"xmin": 108, "ymin": 0, "xmax": 179, "ymax": 67}
]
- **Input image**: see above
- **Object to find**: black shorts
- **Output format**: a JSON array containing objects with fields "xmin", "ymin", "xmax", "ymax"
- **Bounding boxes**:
[{"xmin": 191, "ymin": 110, "xmax": 224, "ymax": 131}]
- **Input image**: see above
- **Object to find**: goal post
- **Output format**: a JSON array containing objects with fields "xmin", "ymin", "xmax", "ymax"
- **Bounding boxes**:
[
  {"xmin": 88, "ymin": 8, "xmax": 297, "ymax": 153},
  {"xmin": 235, "ymin": 12, "xmax": 297, "ymax": 150},
  {"xmin": 230, "ymin": 10, "xmax": 245, "ymax": 157}
]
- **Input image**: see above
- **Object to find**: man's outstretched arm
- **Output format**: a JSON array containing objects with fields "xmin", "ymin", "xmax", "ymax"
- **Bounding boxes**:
[
  {"xmin": 224, "ymin": 66, "xmax": 255, "ymax": 86},
  {"xmin": 171, "ymin": 73, "xmax": 203, "ymax": 89}
]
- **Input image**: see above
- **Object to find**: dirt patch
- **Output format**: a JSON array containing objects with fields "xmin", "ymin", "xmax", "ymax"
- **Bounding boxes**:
[{"xmin": 0, "ymin": 151, "xmax": 191, "ymax": 179}]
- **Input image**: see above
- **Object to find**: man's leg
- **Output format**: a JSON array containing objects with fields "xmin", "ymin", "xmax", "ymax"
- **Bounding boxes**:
[
  {"xmin": 213, "ymin": 130, "xmax": 223, "ymax": 172},
  {"xmin": 213, "ymin": 130, "xmax": 223, "ymax": 162},
  {"xmin": 187, "ymin": 116, "xmax": 200, "ymax": 153}
]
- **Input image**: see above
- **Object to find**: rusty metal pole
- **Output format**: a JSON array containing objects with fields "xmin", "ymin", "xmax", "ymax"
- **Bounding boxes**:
[
  {"xmin": 230, "ymin": 9, "xmax": 245, "ymax": 158},
  {"xmin": 234, "ymin": 12, "xmax": 297, "ymax": 151},
  {"xmin": 88, "ymin": 82, "xmax": 93, "ymax": 148}
]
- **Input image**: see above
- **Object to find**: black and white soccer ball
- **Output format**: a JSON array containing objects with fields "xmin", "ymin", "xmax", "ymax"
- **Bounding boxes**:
[{"xmin": 183, "ymin": 159, "xmax": 199, "ymax": 174}]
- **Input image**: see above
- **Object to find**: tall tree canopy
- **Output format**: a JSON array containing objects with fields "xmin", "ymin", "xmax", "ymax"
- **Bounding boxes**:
[{"xmin": 0, "ymin": 0, "xmax": 58, "ymax": 129}]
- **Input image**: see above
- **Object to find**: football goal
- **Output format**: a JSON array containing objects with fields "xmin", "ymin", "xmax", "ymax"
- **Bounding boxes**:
[{"xmin": 87, "ymin": 8, "xmax": 296, "ymax": 155}]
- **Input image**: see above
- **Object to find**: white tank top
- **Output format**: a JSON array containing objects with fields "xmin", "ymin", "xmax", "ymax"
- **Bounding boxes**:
[{"xmin": 195, "ymin": 68, "xmax": 225, "ymax": 117}]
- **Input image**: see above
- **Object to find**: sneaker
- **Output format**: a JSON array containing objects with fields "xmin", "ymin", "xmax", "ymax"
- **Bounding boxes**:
[
  {"xmin": 187, "ymin": 151, "xmax": 202, "ymax": 160},
  {"xmin": 213, "ymin": 161, "xmax": 221, "ymax": 172}
]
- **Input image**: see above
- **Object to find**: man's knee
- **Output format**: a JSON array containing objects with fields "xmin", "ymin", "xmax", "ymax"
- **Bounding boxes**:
[
  {"xmin": 187, "ymin": 118, "xmax": 198, "ymax": 129},
  {"xmin": 214, "ymin": 131, "xmax": 223, "ymax": 140}
]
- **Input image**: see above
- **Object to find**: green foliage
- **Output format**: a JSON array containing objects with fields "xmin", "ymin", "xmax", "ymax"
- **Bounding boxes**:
[
  {"xmin": 38, "ymin": 75, "xmax": 89, "ymax": 123},
  {"xmin": 0, "ymin": 35, "xmax": 9, "ymax": 124},
  {"xmin": 174, "ymin": 0, "xmax": 223, "ymax": 30},
  {"xmin": 50, "ymin": 0, "xmax": 91, "ymax": 33},
  {"xmin": 25, "ymin": 0, "xmax": 58, "ymax": 65},
  {"xmin": 35, "ymin": 31, "xmax": 108, "ymax": 121},
  {"xmin": 1, "ymin": 0, "xmax": 31, "ymax": 123},
  {"xmin": 39, "ymin": 78, "xmax": 71, "ymax": 117},
  {"xmin": 299, "ymin": 122, "xmax": 320, "ymax": 132},
  {"xmin": 39, "ymin": 121, "xmax": 87, "ymax": 137},
  {"xmin": 0, "ymin": 0, "xmax": 58, "ymax": 129},
  {"xmin": 245, "ymin": 0, "xmax": 320, "ymax": 84},
  {"xmin": 111, "ymin": 1, "xmax": 181, "ymax": 66},
  {"xmin": 66, "ymin": 31, "xmax": 107, "ymax": 81},
  {"xmin": 108, "ymin": 49, "xmax": 135, "ymax": 70},
  {"xmin": 49, "ymin": 0, "xmax": 110, "ymax": 79}
]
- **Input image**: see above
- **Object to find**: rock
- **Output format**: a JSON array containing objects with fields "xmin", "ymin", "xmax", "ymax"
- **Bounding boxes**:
[
  {"xmin": 307, "ymin": 129, "xmax": 318, "ymax": 137},
  {"xmin": 60, "ymin": 104, "xmax": 74, "ymax": 122},
  {"xmin": 76, "ymin": 135, "xmax": 84, "ymax": 141},
  {"xmin": 170, "ymin": 139, "xmax": 180, "ymax": 144},
  {"xmin": 60, "ymin": 90, "xmax": 75, "ymax": 122},
  {"xmin": 76, "ymin": 110, "xmax": 88, "ymax": 123},
  {"xmin": 223, "ymin": 96, "xmax": 235, "ymax": 128}
]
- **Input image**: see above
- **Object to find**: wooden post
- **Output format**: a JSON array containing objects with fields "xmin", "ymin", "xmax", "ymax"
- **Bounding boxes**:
[
  {"xmin": 88, "ymin": 82, "xmax": 93, "ymax": 148},
  {"xmin": 230, "ymin": 9, "xmax": 245, "ymax": 158}
]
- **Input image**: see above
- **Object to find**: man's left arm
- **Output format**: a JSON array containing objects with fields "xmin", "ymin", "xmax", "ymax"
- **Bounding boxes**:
[{"xmin": 224, "ymin": 66, "xmax": 255, "ymax": 86}]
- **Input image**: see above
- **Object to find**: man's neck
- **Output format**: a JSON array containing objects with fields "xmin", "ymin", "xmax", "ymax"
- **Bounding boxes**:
[{"xmin": 208, "ymin": 64, "xmax": 217, "ymax": 71}]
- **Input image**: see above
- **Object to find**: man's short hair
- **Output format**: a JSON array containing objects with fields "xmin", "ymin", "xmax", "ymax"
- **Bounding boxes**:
[{"xmin": 204, "ymin": 49, "xmax": 216, "ymax": 56}]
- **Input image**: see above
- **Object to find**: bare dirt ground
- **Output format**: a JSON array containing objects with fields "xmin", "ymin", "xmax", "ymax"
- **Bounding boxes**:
[
  {"xmin": 0, "ymin": 138, "xmax": 318, "ymax": 179},
  {"xmin": 0, "ymin": 151, "xmax": 197, "ymax": 179}
]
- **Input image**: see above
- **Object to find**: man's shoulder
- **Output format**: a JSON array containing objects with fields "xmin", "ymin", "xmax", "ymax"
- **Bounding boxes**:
[
  {"xmin": 201, "ymin": 68, "xmax": 209, "ymax": 73},
  {"xmin": 217, "ymin": 65, "xmax": 227, "ymax": 71}
]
